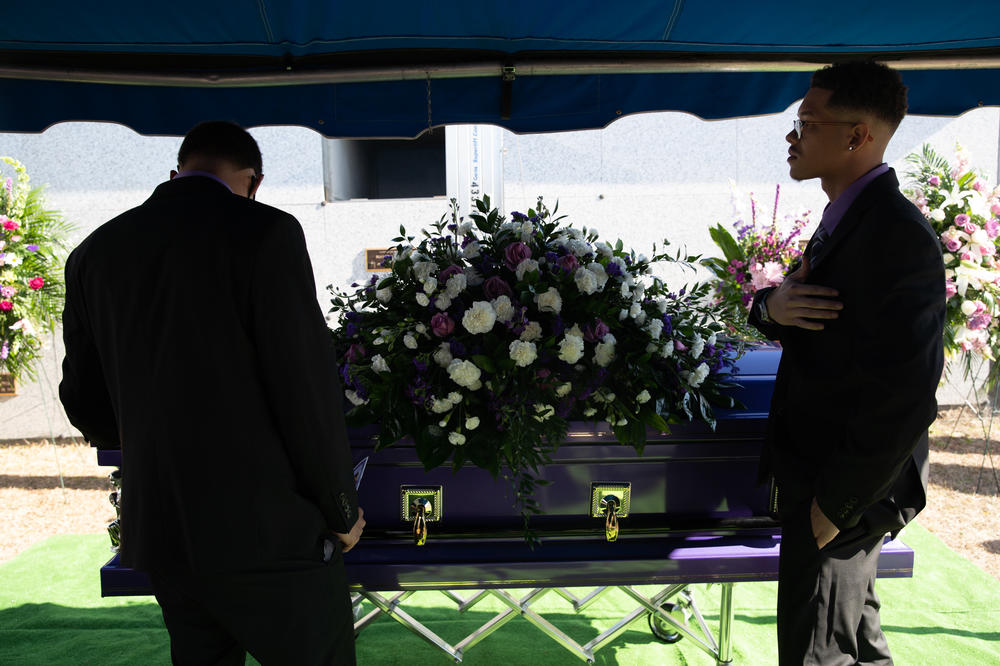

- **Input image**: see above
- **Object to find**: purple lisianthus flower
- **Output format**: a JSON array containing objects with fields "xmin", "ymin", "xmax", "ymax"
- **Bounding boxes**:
[
  {"xmin": 413, "ymin": 358, "xmax": 429, "ymax": 373},
  {"xmin": 438, "ymin": 264, "xmax": 463, "ymax": 284},
  {"xmin": 483, "ymin": 275, "xmax": 514, "ymax": 300},
  {"xmin": 344, "ymin": 343, "xmax": 366, "ymax": 362},
  {"xmin": 449, "ymin": 339, "xmax": 466, "ymax": 357},
  {"xmin": 551, "ymin": 316, "xmax": 565, "ymax": 337},
  {"xmin": 504, "ymin": 242, "xmax": 532, "ymax": 271},
  {"xmin": 25, "ymin": 244, "xmax": 39, "ymax": 252},
  {"xmin": 662, "ymin": 315, "xmax": 673, "ymax": 336},
  {"xmin": 605, "ymin": 261, "xmax": 623, "ymax": 278},
  {"xmin": 511, "ymin": 211, "xmax": 528, "ymax": 222},
  {"xmin": 557, "ymin": 254, "xmax": 579, "ymax": 273},
  {"xmin": 344, "ymin": 322, "xmax": 359, "ymax": 337},
  {"xmin": 582, "ymin": 319, "xmax": 610, "ymax": 343}
]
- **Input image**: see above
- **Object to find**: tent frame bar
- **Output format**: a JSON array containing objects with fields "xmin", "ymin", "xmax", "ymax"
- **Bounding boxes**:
[{"xmin": 3, "ymin": 54, "xmax": 1000, "ymax": 88}]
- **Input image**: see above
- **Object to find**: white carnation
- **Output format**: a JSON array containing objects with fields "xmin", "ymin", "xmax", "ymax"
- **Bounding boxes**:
[
  {"xmin": 587, "ymin": 262, "xmax": 609, "ymax": 290},
  {"xmin": 568, "ymin": 239, "xmax": 592, "ymax": 257},
  {"xmin": 534, "ymin": 287, "xmax": 563, "ymax": 314},
  {"xmin": 657, "ymin": 298, "xmax": 668, "ymax": 314},
  {"xmin": 423, "ymin": 277, "xmax": 437, "ymax": 295},
  {"xmin": 345, "ymin": 390, "xmax": 368, "ymax": 406},
  {"xmin": 509, "ymin": 340, "xmax": 538, "ymax": 367},
  {"xmin": 375, "ymin": 286, "xmax": 393, "ymax": 303},
  {"xmin": 415, "ymin": 323, "xmax": 427, "ymax": 335},
  {"xmin": 465, "ymin": 416, "xmax": 480, "ymax": 430},
  {"xmin": 462, "ymin": 301, "xmax": 497, "ymax": 334},
  {"xmin": 930, "ymin": 209, "xmax": 946, "ymax": 221},
  {"xmin": 595, "ymin": 241, "xmax": 614, "ymax": 258},
  {"xmin": 636, "ymin": 389, "xmax": 651, "ymax": 404},
  {"xmin": 371, "ymin": 354, "xmax": 390, "ymax": 373},
  {"xmin": 492, "ymin": 295, "xmax": 516, "ymax": 323},
  {"xmin": 629, "ymin": 302, "xmax": 642, "ymax": 319},
  {"xmin": 567, "ymin": 324, "xmax": 584, "ymax": 339},
  {"xmin": 961, "ymin": 300, "xmax": 978, "ymax": 316},
  {"xmin": 431, "ymin": 398, "xmax": 453, "ymax": 413},
  {"xmin": 594, "ymin": 339, "xmax": 616, "ymax": 367},
  {"xmin": 520, "ymin": 220, "xmax": 534, "ymax": 241},
  {"xmin": 619, "ymin": 308, "xmax": 629, "ymax": 321},
  {"xmin": 446, "ymin": 273, "xmax": 468, "ymax": 298},
  {"xmin": 458, "ymin": 221, "xmax": 476, "ymax": 236},
  {"xmin": 661, "ymin": 340, "xmax": 674, "ymax": 357},
  {"xmin": 416, "ymin": 292, "xmax": 430, "ymax": 307},
  {"xmin": 685, "ymin": 362, "xmax": 710, "ymax": 388},
  {"xmin": 574, "ymin": 267, "xmax": 600, "ymax": 295},
  {"xmin": 448, "ymin": 359, "xmax": 483, "ymax": 389},
  {"xmin": 448, "ymin": 392, "xmax": 462, "ymax": 403},
  {"xmin": 583, "ymin": 406, "xmax": 598, "ymax": 417},
  {"xmin": 462, "ymin": 241, "xmax": 482, "ymax": 259},
  {"xmin": 433, "ymin": 342, "xmax": 453, "ymax": 367},
  {"xmin": 413, "ymin": 261, "xmax": 436, "ymax": 281},
  {"xmin": 620, "ymin": 282, "xmax": 631, "ymax": 298},
  {"xmin": 558, "ymin": 333, "xmax": 585, "ymax": 364},
  {"xmin": 707, "ymin": 331, "xmax": 718, "ymax": 347},
  {"xmin": 556, "ymin": 382, "xmax": 573, "ymax": 398},
  {"xmin": 690, "ymin": 334, "xmax": 705, "ymax": 359},
  {"xmin": 646, "ymin": 318, "xmax": 664, "ymax": 340},
  {"xmin": 520, "ymin": 321, "xmax": 543, "ymax": 341},
  {"xmin": 515, "ymin": 258, "xmax": 540, "ymax": 281},
  {"xmin": 436, "ymin": 294, "xmax": 452, "ymax": 310}
]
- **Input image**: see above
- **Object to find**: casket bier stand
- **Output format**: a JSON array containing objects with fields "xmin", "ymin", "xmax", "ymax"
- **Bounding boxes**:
[{"xmin": 96, "ymin": 345, "xmax": 914, "ymax": 664}]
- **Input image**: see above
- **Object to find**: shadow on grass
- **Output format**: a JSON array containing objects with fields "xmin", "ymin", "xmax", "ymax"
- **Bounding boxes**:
[
  {"xmin": 1, "ymin": 601, "xmax": 687, "ymax": 665},
  {"xmin": 881, "ymin": 624, "xmax": 1000, "ymax": 641}
]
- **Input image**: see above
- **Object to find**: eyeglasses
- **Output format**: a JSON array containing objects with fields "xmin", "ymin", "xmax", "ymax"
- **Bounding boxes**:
[{"xmin": 792, "ymin": 119, "xmax": 857, "ymax": 139}]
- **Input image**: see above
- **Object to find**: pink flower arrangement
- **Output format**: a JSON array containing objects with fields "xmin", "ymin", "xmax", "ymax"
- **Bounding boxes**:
[
  {"xmin": 906, "ymin": 144, "xmax": 1000, "ymax": 363},
  {"xmin": 703, "ymin": 184, "xmax": 810, "ymax": 336}
]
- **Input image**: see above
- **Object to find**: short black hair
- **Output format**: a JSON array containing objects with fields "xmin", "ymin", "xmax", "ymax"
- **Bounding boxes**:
[
  {"xmin": 177, "ymin": 121, "xmax": 262, "ymax": 176},
  {"xmin": 811, "ymin": 61, "xmax": 908, "ymax": 132}
]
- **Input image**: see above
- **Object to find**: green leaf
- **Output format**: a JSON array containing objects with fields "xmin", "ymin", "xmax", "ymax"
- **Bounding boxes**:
[{"xmin": 472, "ymin": 354, "xmax": 496, "ymax": 373}]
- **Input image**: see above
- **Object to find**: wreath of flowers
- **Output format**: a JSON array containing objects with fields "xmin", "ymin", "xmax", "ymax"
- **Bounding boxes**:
[
  {"xmin": 329, "ymin": 196, "xmax": 742, "ymax": 531},
  {"xmin": 0, "ymin": 157, "xmax": 70, "ymax": 384}
]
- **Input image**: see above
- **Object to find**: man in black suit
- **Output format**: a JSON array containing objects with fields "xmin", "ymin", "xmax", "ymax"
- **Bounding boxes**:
[
  {"xmin": 749, "ymin": 62, "xmax": 945, "ymax": 664},
  {"xmin": 60, "ymin": 121, "xmax": 365, "ymax": 665}
]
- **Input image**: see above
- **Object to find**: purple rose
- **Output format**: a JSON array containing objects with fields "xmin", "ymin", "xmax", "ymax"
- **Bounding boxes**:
[
  {"xmin": 344, "ymin": 343, "xmax": 366, "ymax": 363},
  {"xmin": 483, "ymin": 276, "xmax": 514, "ymax": 300},
  {"xmin": 431, "ymin": 312, "xmax": 455, "ymax": 337},
  {"xmin": 929, "ymin": 175, "xmax": 941, "ymax": 186},
  {"xmin": 504, "ymin": 242, "xmax": 532, "ymax": 271},
  {"xmin": 557, "ymin": 254, "xmax": 579, "ymax": 272},
  {"xmin": 438, "ymin": 264, "xmax": 463, "ymax": 284}
]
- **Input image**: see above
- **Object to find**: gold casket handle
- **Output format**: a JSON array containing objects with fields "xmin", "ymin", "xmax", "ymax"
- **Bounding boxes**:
[
  {"xmin": 412, "ymin": 498, "xmax": 430, "ymax": 546},
  {"xmin": 602, "ymin": 495, "xmax": 620, "ymax": 542}
]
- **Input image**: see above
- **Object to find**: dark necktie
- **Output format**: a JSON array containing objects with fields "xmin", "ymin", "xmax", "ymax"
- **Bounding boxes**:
[{"xmin": 807, "ymin": 224, "xmax": 830, "ymax": 264}]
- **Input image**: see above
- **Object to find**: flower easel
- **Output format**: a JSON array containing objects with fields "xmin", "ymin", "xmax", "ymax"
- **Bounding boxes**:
[{"xmin": 906, "ymin": 144, "xmax": 1000, "ymax": 495}]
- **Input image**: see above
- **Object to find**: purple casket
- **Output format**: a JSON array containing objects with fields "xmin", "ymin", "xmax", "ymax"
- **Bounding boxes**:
[{"xmin": 342, "ymin": 345, "xmax": 782, "ymax": 588}]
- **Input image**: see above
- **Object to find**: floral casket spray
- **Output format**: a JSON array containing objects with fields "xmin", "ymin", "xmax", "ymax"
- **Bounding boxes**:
[{"xmin": 330, "ymin": 197, "xmax": 755, "ymax": 541}]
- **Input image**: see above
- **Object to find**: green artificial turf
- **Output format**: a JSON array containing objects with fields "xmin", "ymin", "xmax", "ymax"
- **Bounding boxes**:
[{"xmin": 1, "ymin": 523, "xmax": 997, "ymax": 665}]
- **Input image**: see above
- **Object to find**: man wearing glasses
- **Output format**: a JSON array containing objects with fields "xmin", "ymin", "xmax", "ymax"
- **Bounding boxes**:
[{"xmin": 749, "ymin": 62, "xmax": 945, "ymax": 664}]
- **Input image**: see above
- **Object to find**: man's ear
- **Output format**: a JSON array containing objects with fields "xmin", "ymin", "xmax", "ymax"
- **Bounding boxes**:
[
  {"xmin": 249, "ymin": 173, "xmax": 263, "ymax": 199},
  {"xmin": 848, "ymin": 123, "xmax": 873, "ymax": 151},
  {"xmin": 169, "ymin": 169, "xmax": 179, "ymax": 180}
]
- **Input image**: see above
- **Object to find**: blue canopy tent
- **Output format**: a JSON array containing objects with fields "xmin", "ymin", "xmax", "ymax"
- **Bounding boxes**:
[{"xmin": 3, "ymin": 1, "xmax": 1000, "ymax": 137}]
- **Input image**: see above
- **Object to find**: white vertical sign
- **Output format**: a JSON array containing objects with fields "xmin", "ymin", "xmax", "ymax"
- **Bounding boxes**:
[{"xmin": 446, "ymin": 125, "xmax": 504, "ymax": 216}]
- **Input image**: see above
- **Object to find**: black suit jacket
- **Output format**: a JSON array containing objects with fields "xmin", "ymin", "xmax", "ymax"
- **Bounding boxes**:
[
  {"xmin": 750, "ymin": 169, "xmax": 945, "ymax": 535},
  {"xmin": 60, "ymin": 176, "xmax": 360, "ymax": 574}
]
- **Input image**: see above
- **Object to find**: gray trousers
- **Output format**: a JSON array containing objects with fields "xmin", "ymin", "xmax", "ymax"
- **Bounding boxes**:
[{"xmin": 777, "ymin": 498, "xmax": 893, "ymax": 666}]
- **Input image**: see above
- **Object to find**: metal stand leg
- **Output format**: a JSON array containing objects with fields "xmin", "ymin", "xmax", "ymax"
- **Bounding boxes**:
[{"xmin": 717, "ymin": 583, "xmax": 734, "ymax": 665}]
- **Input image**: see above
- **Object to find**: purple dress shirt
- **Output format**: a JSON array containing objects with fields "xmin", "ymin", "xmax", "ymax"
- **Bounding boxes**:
[
  {"xmin": 173, "ymin": 170, "xmax": 233, "ymax": 193},
  {"xmin": 819, "ymin": 163, "xmax": 890, "ymax": 234}
]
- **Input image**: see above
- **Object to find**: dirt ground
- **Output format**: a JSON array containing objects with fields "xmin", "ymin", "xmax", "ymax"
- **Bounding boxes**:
[{"xmin": 1, "ymin": 406, "xmax": 998, "ymax": 579}]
